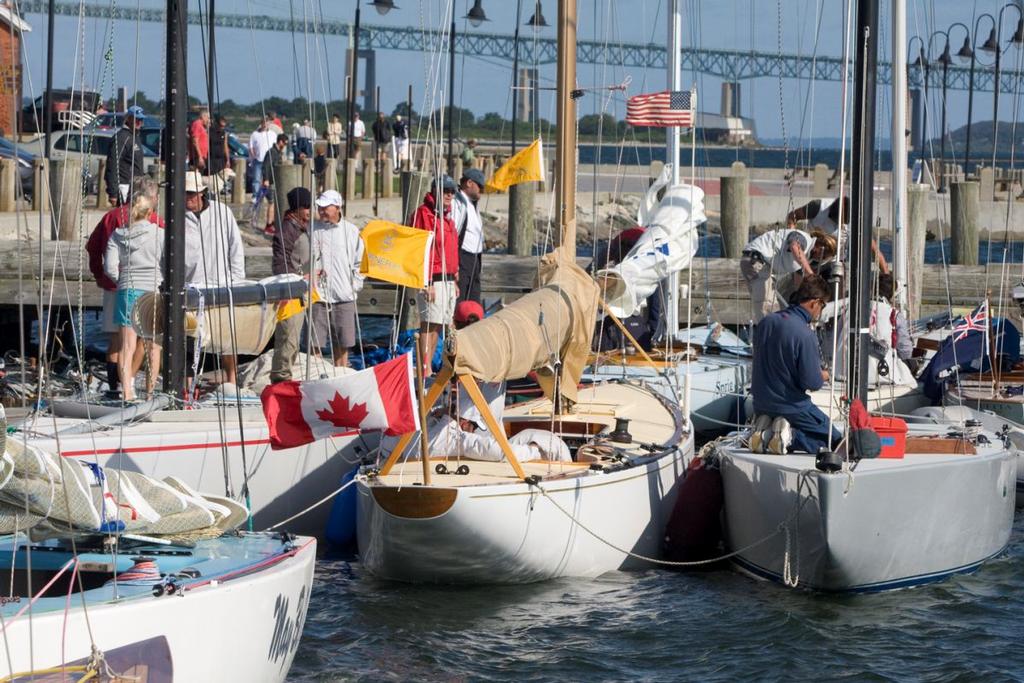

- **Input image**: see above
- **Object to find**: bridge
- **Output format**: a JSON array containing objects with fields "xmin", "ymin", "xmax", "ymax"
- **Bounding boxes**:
[{"xmin": 19, "ymin": 0, "xmax": 1024, "ymax": 93}]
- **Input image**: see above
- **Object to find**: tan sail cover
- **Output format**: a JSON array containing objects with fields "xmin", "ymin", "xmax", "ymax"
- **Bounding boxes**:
[
  {"xmin": 452, "ymin": 248, "xmax": 598, "ymax": 403},
  {"xmin": 132, "ymin": 291, "xmax": 277, "ymax": 355}
]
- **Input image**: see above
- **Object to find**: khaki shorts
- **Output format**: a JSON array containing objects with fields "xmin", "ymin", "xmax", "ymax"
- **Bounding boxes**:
[
  {"xmin": 417, "ymin": 280, "xmax": 457, "ymax": 326},
  {"xmin": 101, "ymin": 289, "xmax": 119, "ymax": 334},
  {"xmin": 311, "ymin": 301, "xmax": 357, "ymax": 351}
]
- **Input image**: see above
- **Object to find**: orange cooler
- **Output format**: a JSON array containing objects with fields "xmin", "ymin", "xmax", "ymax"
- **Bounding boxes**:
[{"xmin": 869, "ymin": 416, "xmax": 907, "ymax": 459}]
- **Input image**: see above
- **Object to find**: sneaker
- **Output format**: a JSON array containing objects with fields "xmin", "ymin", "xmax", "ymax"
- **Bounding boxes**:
[
  {"xmin": 767, "ymin": 416, "xmax": 792, "ymax": 455},
  {"xmin": 749, "ymin": 414, "xmax": 772, "ymax": 453}
]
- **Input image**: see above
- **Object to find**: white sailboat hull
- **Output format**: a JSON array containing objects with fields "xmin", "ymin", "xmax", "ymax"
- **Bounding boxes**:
[
  {"xmin": 0, "ymin": 535, "xmax": 316, "ymax": 682},
  {"xmin": 17, "ymin": 413, "xmax": 373, "ymax": 536},
  {"xmin": 719, "ymin": 439, "xmax": 1016, "ymax": 591},
  {"xmin": 357, "ymin": 433, "xmax": 693, "ymax": 583}
]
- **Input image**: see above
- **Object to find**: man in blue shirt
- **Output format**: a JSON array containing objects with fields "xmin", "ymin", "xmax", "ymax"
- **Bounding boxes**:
[{"xmin": 750, "ymin": 275, "xmax": 840, "ymax": 454}]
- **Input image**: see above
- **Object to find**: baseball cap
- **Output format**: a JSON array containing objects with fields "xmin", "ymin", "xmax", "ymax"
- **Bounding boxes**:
[
  {"xmin": 315, "ymin": 190, "xmax": 343, "ymax": 208},
  {"xmin": 432, "ymin": 175, "xmax": 457, "ymax": 194},
  {"xmin": 461, "ymin": 167, "xmax": 486, "ymax": 188},
  {"xmin": 287, "ymin": 187, "xmax": 312, "ymax": 211},
  {"xmin": 126, "ymin": 105, "xmax": 146, "ymax": 122},
  {"xmin": 454, "ymin": 300, "xmax": 485, "ymax": 325}
]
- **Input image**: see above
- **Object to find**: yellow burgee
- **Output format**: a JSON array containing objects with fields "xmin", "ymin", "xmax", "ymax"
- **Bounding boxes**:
[
  {"xmin": 276, "ymin": 287, "xmax": 321, "ymax": 322},
  {"xmin": 485, "ymin": 138, "xmax": 545, "ymax": 193},
  {"xmin": 359, "ymin": 219, "xmax": 435, "ymax": 289}
]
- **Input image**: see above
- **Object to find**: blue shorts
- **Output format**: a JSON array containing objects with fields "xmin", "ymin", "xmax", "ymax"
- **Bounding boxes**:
[{"xmin": 115, "ymin": 288, "xmax": 146, "ymax": 327}]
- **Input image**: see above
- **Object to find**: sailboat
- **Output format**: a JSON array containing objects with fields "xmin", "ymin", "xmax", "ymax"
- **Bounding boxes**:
[
  {"xmin": 354, "ymin": 0, "xmax": 693, "ymax": 584},
  {"xmin": 0, "ymin": 417, "xmax": 315, "ymax": 681},
  {"xmin": 713, "ymin": 0, "xmax": 1017, "ymax": 592}
]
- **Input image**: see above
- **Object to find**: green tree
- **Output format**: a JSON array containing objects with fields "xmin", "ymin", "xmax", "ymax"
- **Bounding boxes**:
[{"xmin": 578, "ymin": 113, "xmax": 617, "ymax": 136}]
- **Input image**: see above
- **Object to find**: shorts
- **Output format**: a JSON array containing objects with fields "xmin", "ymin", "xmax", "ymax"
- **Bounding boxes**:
[
  {"xmin": 115, "ymin": 288, "xmax": 146, "ymax": 327},
  {"xmin": 417, "ymin": 279, "xmax": 457, "ymax": 326},
  {"xmin": 101, "ymin": 289, "xmax": 119, "ymax": 334},
  {"xmin": 311, "ymin": 301, "xmax": 357, "ymax": 352}
]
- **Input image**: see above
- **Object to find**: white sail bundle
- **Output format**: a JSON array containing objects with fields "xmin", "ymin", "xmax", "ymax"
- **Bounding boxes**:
[{"xmin": 597, "ymin": 164, "xmax": 706, "ymax": 318}]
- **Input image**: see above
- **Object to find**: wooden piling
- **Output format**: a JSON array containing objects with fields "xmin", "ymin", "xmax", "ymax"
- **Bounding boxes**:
[
  {"xmin": 508, "ymin": 182, "xmax": 535, "ymax": 256},
  {"xmin": 812, "ymin": 163, "xmax": 829, "ymax": 196},
  {"xmin": 273, "ymin": 162, "xmax": 303, "ymax": 212},
  {"xmin": 231, "ymin": 158, "xmax": 247, "ymax": 204},
  {"xmin": 720, "ymin": 165, "xmax": 749, "ymax": 258},
  {"xmin": 382, "ymin": 162, "xmax": 394, "ymax": 198},
  {"xmin": 49, "ymin": 158, "xmax": 84, "ymax": 240},
  {"xmin": 32, "ymin": 158, "xmax": 47, "ymax": 212},
  {"xmin": 95, "ymin": 160, "xmax": 110, "ymax": 209},
  {"xmin": 0, "ymin": 158, "xmax": 15, "ymax": 212},
  {"xmin": 978, "ymin": 166, "xmax": 995, "ymax": 201},
  {"xmin": 907, "ymin": 184, "xmax": 929, "ymax": 320},
  {"xmin": 323, "ymin": 158, "xmax": 338, "ymax": 192},
  {"xmin": 950, "ymin": 180, "xmax": 980, "ymax": 266},
  {"xmin": 362, "ymin": 159, "xmax": 376, "ymax": 199},
  {"xmin": 345, "ymin": 159, "xmax": 358, "ymax": 205}
]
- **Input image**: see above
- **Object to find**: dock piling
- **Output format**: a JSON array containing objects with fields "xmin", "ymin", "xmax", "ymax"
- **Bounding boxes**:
[
  {"xmin": 907, "ymin": 184, "xmax": 929, "ymax": 320},
  {"xmin": 950, "ymin": 180, "xmax": 980, "ymax": 266},
  {"xmin": 720, "ymin": 163, "xmax": 749, "ymax": 258},
  {"xmin": 508, "ymin": 182, "xmax": 535, "ymax": 256},
  {"xmin": 49, "ymin": 158, "xmax": 83, "ymax": 240}
]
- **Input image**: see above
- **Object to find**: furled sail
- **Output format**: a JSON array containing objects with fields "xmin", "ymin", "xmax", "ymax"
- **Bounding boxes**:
[
  {"xmin": 452, "ymin": 248, "xmax": 598, "ymax": 403},
  {"xmin": 597, "ymin": 164, "xmax": 705, "ymax": 318}
]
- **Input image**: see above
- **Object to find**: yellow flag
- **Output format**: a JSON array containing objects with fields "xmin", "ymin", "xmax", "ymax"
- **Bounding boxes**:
[
  {"xmin": 276, "ymin": 287, "xmax": 321, "ymax": 322},
  {"xmin": 485, "ymin": 138, "xmax": 545, "ymax": 193},
  {"xmin": 359, "ymin": 219, "xmax": 435, "ymax": 289}
]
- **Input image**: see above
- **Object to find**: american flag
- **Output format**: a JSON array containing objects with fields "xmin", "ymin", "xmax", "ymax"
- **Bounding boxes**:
[
  {"xmin": 626, "ymin": 90, "xmax": 695, "ymax": 127},
  {"xmin": 952, "ymin": 300, "xmax": 989, "ymax": 342}
]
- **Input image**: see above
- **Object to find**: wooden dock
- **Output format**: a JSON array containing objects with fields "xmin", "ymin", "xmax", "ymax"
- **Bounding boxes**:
[{"xmin": 0, "ymin": 241, "xmax": 1018, "ymax": 326}]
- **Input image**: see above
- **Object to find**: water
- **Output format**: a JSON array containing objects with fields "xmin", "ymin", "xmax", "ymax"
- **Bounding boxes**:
[{"xmin": 290, "ymin": 517, "xmax": 1024, "ymax": 681}]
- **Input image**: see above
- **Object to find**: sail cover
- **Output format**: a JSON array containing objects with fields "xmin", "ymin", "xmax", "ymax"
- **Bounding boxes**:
[
  {"xmin": 452, "ymin": 248, "xmax": 599, "ymax": 403},
  {"xmin": 597, "ymin": 165, "xmax": 705, "ymax": 318}
]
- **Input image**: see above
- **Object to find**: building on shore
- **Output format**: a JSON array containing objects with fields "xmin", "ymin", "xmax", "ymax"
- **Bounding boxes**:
[
  {"xmin": 0, "ymin": 1, "xmax": 31, "ymax": 138},
  {"xmin": 695, "ymin": 111, "xmax": 758, "ymax": 146}
]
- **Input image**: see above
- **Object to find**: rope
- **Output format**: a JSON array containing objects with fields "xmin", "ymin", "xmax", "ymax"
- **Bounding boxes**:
[{"xmin": 264, "ymin": 476, "xmax": 358, "ymax": 531}]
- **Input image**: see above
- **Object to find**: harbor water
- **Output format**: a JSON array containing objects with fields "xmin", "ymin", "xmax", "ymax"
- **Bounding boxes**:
[{"xmin": 290, "ymin": 517, "xmax": 1024, "ymax": 680}]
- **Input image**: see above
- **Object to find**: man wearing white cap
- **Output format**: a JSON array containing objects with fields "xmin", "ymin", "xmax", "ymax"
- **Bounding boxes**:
[
  {"xmin": 310, "ymin": 190, "xmax": 364, "ymax": 368},
  {"xmin": 183, "ymin": 170, "xmax": 246, "ymax": 384}
]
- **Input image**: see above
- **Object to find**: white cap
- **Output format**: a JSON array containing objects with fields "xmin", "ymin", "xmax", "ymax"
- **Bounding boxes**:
[
  {"xmin": 184, "ymin": 171, "xmax": 207, "ymax": 193},
  {"xmin": 315, "ymin": 190, "xmax": 343, "ymax": 208}
]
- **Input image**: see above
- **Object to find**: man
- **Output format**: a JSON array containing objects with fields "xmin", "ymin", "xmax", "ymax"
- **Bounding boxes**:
[
  {"xmin": 749, "ymin": 275, "xmax": 840, "ymax": 455},
  {"xmin": 348, "ymin": 113, "xmax": 365, "ymax": 165},
  {"xmin": 295, "ymin": 118, "xmax": 316, "ymax": 159},
  {"xmin": 787, "ymin": 196, "xmax": 849, "ymax": 236},
  {"xmin": 270, "ymin": 187, "xmax": 313, "ymax": 384},
  {"xmin": 371, "ymin": 111, "xmax": 391, "ymax": 163},
  {"xmin": 326, "ymin": 113, "xmax": 343, "ymax": 159},
  {"xmin": 460, "ymin": 138, "xmax": 477, "ymax": 167},
  {"xmin": 261, "ymin": 134, "xmax": 290, "ymax": 235},
  {"xmin": 310, "ymin": 190, "xmax": 364, "ymax": 368},
  {"xmin": 248, "ymin": 119, "xmax": 276, "ymax": 194},
  {"xmin": 740, "ymin": 227, "xmax": 835, "ymax": 324},
  {"xmin": 189, "ymin": 109, "xmax": 211, "ymax": 172},
  {"xmin": 411, "ymin": 176, "xmax": 460, "ymax": 377},
  {"xmin": 183, "ymin": 171, "xmax": 246, "ymax": 385},
  {"xmin": 450, "ymin": 167, "xmax": 485, "ymax": 305},
  {"xmin": 85, "ymin": 176, "xmax": 162, "ymax": 397},
  {"xmin": 267, "ymin": 112, "xmax": 284, "ymax": 135},
  {"xmin": 104, "ymin": 105, "xmax": 146, "ymax": 206},
  {"xmin": 877, "ymin": 273, "xmax": 914, "ymax": 362},
  {"xmin": 208, "ymin": 113, "xmax": 231, "ymax": 179},
  {"xmin": 392, "ymin": 114, "xmax": 410, "ymax": 169}
]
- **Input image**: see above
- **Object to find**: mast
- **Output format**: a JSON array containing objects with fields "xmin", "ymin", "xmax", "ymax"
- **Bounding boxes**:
[
  {"xmin": 665, "ymin": 0, "xmax": 681, "ymax": 336},
  {"xmin": 207, "ymin": 0, "xmax": 216, "ymax": 110},
  {"xmin": 162, "ymin": 0, "xmax": 188, "ymax": 397},
  {"xmin": 554, "ymin": 0, "xmax": 577, "ymax": 257},
  {"xmin": 848, "ymin": 0, "xmax": 880, "ymax": 402},
  {"xmin": 891, "ymin": 0, "xmax": 908, "ymax": 309}
]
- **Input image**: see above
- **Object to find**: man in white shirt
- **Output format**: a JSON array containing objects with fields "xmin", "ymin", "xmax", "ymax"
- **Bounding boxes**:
[
  {"xmin": 310, "ymin": 190, "xmax": 364, "ymax": 368},
  {"xmin": 450, "ymin": 168, "xmax": 485, "ymax": 305},
  {"xmin": 248, "ymin": 120, "xmax": 276, "ymax": 193},
  {"xmin": 349, "ymin": 113, "xmax": 366, "ymax": 167},
  {"xmin": 740, "ymin": 228, "xmax": 835, "ymax": 324}
]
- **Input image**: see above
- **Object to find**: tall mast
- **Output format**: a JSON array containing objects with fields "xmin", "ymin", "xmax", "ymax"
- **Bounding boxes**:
[
  {"xmin": 891, "ymin": 0, "xmax": 908, "ymax": 309},
  {"xmin": 665, "ymin": 0, "xmax": 682, "ymax": 336},
  {"xmin": 162, "ymin": 0, "xmax": 188, "ymax": 397},
  {"xmin": 554, "ymin": 0, "xmax": 577, "ymax": 256},
  {"xmin": 848, "ymin": 0, "xmax": 880, "ymax": 402}
]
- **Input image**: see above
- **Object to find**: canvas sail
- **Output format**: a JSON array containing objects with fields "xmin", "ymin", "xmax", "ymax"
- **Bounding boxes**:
[
  {"xmin": 452, "ymin": 248, "xmax": 598, "ymax": 403},
  {"xmin": 597, "ymin": 164, "xmax": 705, "ymax": 318}
]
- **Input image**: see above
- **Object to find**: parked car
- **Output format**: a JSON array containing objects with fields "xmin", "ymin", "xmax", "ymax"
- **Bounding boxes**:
[
  {"xmin": 20, "ymin": 89, "xmax": 101, "ymax": 133},
  {"xmin": 89, "ymin": 112, "xmax": 164, "ymax": 131},
  {"xmin": 0, "ymin": 137, "xmax": 37, "ymax": 199},
  {"xmin": 48, "ymin": 130, "xmax": 158, "ymax": 195}
]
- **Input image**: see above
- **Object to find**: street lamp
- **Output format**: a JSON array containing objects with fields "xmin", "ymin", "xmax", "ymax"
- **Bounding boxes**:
[
  {"xmin": 931, "ymin": 28, "xmax": 954, "ymax": 192},
  {"xmin": 979, "ymin": 2, "xmax": 1024, "ymax": 170},
  {"xmin": 526, "ymin": 0, "xmax": 548, "ymax": 27},
  {"xmin": 960, "ymin": 15, "xmax": 992, "ymax": 175},
  {"xmin": 344, "ymin": 0, "xmax": 397, "ymax": 214},
  {"xmin": 512, "ymin": 2, "xmax": 548, "ymax": 156},
  {"xmin": 448, "ymin": 1, "xmax": 488, "ymax": 171},
  {"xmin": 908, "ymin": 35, "xmax": 928, "ymax": 153}
]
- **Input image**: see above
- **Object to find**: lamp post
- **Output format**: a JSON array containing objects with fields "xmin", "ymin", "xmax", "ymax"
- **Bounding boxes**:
[
  {"xmin": 448, "ymin": 0, "xmax": 488, "ymax": 173},
  {"xmin": 979, "ymin": 2, "xmax": 1024, "ymax": 170},
  {"xmin": 930, "ymin": 29, "xmax": 952, "ymax": 192},
  {"xmin": 913, "ymin": 35, "xmax": 929, "ymax": 152},
  {"xmin": 512, "ymin": 1, "xmax": 548, "ymax": 155},
  {"xmin": 960, "ymin": 15, "xmax": 993, "ymax": 175},
  {"xmin": 344, "ymin": 0, "xmax": 396, "ymax": 214}
]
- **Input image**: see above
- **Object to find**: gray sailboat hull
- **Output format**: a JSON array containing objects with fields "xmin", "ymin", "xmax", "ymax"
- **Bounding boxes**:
[{"xmin": 719, "ymin": 440, "xmax": 1016, "ymax": 592}]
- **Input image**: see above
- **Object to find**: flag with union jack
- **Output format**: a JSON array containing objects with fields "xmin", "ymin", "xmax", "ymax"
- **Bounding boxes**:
[
  {"xmin": 952, "ymin": 300, "xmax": 989, "ymax": 342},
  {"xmin": 626, "ymin": 89, "xmax": 695, "ymax": 127}
]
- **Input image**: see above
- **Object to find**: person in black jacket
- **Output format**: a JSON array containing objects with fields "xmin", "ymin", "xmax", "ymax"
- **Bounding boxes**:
[{"xmin": 104, "ymin": 105, "xmax": 147, "ymax": 206}]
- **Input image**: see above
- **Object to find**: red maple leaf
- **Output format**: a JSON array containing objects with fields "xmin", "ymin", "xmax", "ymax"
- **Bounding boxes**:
[{"xmin": 315, "ymin": 392, "xmax": 369, "ymax": 428}]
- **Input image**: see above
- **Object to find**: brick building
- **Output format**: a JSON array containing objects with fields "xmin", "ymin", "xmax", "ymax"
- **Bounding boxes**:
[{"xmin": 0, "ymin": 2, "xmax": 31, "ymax": 138}]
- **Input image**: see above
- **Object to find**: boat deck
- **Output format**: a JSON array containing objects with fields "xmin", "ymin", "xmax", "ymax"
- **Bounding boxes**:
[{"xmin": 371, "ymin": 458, "xmax": 593, "ymax": 487}]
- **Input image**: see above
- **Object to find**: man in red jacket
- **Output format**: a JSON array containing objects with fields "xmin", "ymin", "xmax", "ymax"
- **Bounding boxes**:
[
  {"xmin": 411, "ymin": 175, "xmax": 459, "ymax": 377},
  {"xmin": 84, "ymin": 177, "xmax": 163, "ymax": 397}
]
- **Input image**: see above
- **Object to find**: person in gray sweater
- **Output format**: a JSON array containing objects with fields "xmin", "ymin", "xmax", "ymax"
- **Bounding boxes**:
[{"xmin": 104, "ymin": 190, "xmax": 164, "ymax": 400}]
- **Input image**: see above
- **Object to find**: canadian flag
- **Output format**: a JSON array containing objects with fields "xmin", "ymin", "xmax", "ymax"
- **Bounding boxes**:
[{"xmin": 260, "ymin": 353, "xmax": 421, "ymax": 449}]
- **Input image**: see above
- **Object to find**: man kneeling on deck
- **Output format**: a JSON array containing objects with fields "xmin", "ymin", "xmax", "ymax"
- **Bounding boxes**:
[{"xmin": 749, "ymin": 275, "xmax": 841, "ymax": 455}]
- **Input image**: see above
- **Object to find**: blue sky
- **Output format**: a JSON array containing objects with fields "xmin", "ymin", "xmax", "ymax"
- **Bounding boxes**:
[{"xmin": 17, "ymin": 0, "xmax": 1024, "ymax": 142}]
